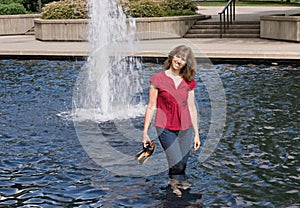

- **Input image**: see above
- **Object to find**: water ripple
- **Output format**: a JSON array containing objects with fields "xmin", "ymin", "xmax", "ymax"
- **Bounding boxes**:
[{"xmin": 0, "ymin": 60, "xmax": 299, "ymax": 207}]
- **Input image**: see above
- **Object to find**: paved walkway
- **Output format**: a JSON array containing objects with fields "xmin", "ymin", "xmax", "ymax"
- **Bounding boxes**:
[
  {"xmin": 198, "ymin": 6, "xmax": 300, "ymax": 21},
  {"xmin": 0, "ymin": 6, "xmax": 299, "ymax": 60}
]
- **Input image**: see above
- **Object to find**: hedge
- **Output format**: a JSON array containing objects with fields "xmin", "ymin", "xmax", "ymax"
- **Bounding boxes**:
[
  {"xmin": 121, "ymin": 0, "xmax": 197, "ymax": 18},
  {"xmin": 41, "ymin": 0, "xmax": 88, "ymax": 19},
  {"xmin": 40, "ymin": 0, "xmax": 197, "ymax": 19}
]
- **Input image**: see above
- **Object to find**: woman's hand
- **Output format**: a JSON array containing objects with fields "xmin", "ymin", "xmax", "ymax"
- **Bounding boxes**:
[
  {"xmin": 142, "ymin": 131, "xmax": 152, "ymax": 148},
  {"xmin": 193, "ymin": 134, "xmax": 201, "ymax": 151}
]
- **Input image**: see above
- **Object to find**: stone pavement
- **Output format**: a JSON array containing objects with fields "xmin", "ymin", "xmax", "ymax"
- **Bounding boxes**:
[
  {"xmin": 0, "ymin": 6, "xmax": 299, "ymax": 61},
  {"xmin": 198, "ymin": 6, "xmax": 300, "ymax": 21}
]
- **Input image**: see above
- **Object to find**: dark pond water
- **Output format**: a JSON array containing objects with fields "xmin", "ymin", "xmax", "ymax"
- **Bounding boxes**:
[{"xmin": 0, "ymin": 59, "xmax": 299, "ymax": 207}]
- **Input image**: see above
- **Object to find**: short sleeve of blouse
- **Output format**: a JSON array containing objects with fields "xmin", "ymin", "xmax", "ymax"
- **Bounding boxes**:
[
  {"xmin": 187, "ymin": 79, "xmax": 197, "ymax": 90},
  {"xmin": 150, "ymin": 73, "xmax": 161, "ymax": 88}
]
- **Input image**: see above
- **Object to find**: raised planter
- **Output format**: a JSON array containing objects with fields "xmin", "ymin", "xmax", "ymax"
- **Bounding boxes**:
[
  {"xmin": 34, "ymin": 19, "xmax": 88, "ymax": 41},
  {"xmin": 131, "ymin": 14, "xmax": 208, "ymax": 40},
  {"xmin": 260, "ymin": 15, "xmax": 300, "ymax": 42},
  {"xmin": 0, "ymin": 14, "xmax": 40, "ymax": 35},
  {"xmin": 34, "ymin": 15, "xmax": 208, "ymax": 41}
]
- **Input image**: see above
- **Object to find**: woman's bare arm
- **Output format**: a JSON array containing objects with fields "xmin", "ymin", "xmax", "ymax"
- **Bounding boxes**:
[
  {"xmin": 142, "ymin": 83, "xmax": 158, "ymax": 147},
  {"xmin": 188, "ymin": 90, "xmax": 201, "ymax": 150}
]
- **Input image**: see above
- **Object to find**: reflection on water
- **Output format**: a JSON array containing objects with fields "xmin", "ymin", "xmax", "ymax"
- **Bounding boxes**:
[{"xmin": 0, "ymin": 60, "xmax": 299, "ymax": 207}]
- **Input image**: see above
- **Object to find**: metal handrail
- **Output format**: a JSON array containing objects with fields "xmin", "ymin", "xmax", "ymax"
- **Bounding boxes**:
[{"xmin": 218, "ymin": 0, "xmax": 236, "ymax": 38}]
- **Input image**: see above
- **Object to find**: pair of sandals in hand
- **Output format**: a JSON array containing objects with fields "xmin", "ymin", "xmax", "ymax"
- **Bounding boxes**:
[{"xmin": 135, "ymin": 140, "xmax": 155, "ymax": 164}]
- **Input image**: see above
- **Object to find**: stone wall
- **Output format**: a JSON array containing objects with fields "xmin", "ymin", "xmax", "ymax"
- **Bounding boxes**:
[
  {"xmin": 34, "ymin": 19, "xmax": 88, "ymax": 41},
  {"xmin": 34, "ymin": 15, "xmax": 207, "ymax": 41},
  {"xmin": 0, "ymin": 14, "xmax": 40, "ymax": 35},
  {"xmin": 132, "ymin": 15, "xmax": 207, "ymax": 40},
  {"xmin": 260, "ymin": 15, "xmax": 300, "ymax": 42}
]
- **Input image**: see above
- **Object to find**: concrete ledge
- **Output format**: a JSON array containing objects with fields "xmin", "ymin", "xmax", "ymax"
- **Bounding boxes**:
[
  {"xmin": 260, "ymin": 15, "xmax": 300, "ymax": 42},
  {"xmin": 1, "ymin": 36, "xmax": 300, "ymax": 60},
  {"xmin": 34, "ymin": 19, "xmax": 88, "ymax": 41},
  {"xmin": 131, "ymin": 15, "xmax": 208, "ymax": 40},
  {"xmin": 34, "ymin": 15, "xmax": 208, "ymax": 41},
  {"xmin": 0, "ymin": 14, "xmax": 40, "ymax": 35}
]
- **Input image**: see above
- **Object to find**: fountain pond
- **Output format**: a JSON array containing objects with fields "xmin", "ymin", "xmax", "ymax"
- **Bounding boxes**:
[{"xmin": 0, "ymin": 59, "xmax": 299, "ymax": 207}]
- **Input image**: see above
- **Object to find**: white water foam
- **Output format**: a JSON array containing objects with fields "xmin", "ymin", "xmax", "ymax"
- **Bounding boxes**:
[{"xmin": 72, "ymin": 0, "xmax": 144, "ymax": 122}]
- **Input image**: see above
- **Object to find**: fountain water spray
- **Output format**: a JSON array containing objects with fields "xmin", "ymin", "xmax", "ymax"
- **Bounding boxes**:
[{"xmin": 73, "ymin": 0, "xmax": 143, "ymax": 121}]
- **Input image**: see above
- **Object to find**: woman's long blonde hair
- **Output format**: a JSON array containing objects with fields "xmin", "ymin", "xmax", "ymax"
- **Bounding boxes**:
[{"xmin": 164, "ymin": 45, "xmax": 197, "ymax": 81}]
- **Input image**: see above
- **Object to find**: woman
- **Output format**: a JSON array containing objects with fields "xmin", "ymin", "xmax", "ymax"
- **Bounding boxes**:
[{"xmin": 142, "ymin": 45, "xmax": 201, "ymax": 196}]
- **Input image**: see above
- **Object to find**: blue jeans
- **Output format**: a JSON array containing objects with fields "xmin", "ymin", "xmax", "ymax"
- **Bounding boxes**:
[{"xmin": 156, "ymin": 126, "xmax": 193, "ymax": 180}]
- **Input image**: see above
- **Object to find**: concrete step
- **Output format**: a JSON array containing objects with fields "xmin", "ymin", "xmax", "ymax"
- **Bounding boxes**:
[
  {"xmin": 185, "ymin": 20, "xmax": 260, "ymax": 38},
  {"xmin": 25, "ymin": 31, "xmax": 35, "ymax": 35},
  {"xmin": 192, "ymin": 24, "xmax": 260, "ymax": 29},
  {"xmin": 196, "ymin": 20, "xmax": 260, "ymax": 25},
  {"xmin": 187, "ymin": 28, "xmax": 260, "ymax": 34},
  {"xmin": 184, "ymin": 33, "xmax": 260, "ymax": 38},
  {"xmin": 25, "ymin": 26, "xmax": 35, "ymax": 35}
]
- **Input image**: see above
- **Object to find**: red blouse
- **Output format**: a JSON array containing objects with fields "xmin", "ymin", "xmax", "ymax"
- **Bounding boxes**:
[{"xmin": 150, "ymin": 71, "xmax": 197, "ymax": 130}]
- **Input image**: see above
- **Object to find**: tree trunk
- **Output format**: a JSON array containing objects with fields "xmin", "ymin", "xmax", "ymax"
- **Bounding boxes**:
[{"xmin": 38, "ymin": 0, "xmax": 42, "ymax": 13}]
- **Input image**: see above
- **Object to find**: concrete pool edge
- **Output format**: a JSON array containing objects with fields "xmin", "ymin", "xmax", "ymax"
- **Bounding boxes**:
[
  {"xmin": 1, "ymin": 55, "xmax": 300, "ymax": 66},
  {"xmin": 0, "ymin": 35, "xmax": 300, "ymax": 62}
]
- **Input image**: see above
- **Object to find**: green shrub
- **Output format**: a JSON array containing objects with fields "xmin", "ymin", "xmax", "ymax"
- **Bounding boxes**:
[
  {"xmin": 122, "ymin": 0, "xmax": 167, "ymax": 18},
  {"xmin": 0, "ymin": 0, "xmax": 23, "ymax": 4},
  {"xmin": 40, "ymin": 0, "xmax": 196, "ymax": 19},
  {"xmin": 121, "ymin": 0, "xmax": 197, "ymax": 18},
  {"xmin": 0, "ymin": 3, "xmax": 27, "ymax": 15},
  {"xmin": 41, "ymin": 0, "xmax": 88, "ymax": 19},
  {"xmin": 161, "ymin": 0, "xmax": 197, "ymax": 16}
]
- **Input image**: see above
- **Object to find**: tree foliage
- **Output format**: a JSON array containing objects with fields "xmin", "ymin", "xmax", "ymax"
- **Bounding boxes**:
[
  {"xmin": 0, "ymin": 0, "xmax": 59, "ymax": 14},
  {"xmin": 0, "ymin": 0, "xmax": 27, "ymax": 15},
  {"xmin": 0, "ymin": 3, "xmax": 27, "ymax": 15},
  {"xmin": 22, "ymin": 0, "xmax": 59, "ymax": 12}
]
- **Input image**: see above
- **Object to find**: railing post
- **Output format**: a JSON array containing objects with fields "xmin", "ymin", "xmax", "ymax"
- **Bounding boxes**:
[
  {"xmin": 233, "ymin": 0, "xmax": 236, "ymax": 21},
  {"xmin": 223, "ymin": 13, "xmax": 226, "ymax": 34},
  {"xmin": 230, "ymin": 3, "xmax": 232, "ymax": 23},
  {"xmin": 219, "ymin": 0, "xmax": 236, "ymax": 38},
  {"xmin": 219, "ymin": 13, "xmax": 222, "ymax": 38},
  {"xmin": 227, "ymin": 9, "xmax": 229, "ymax": 29}
]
